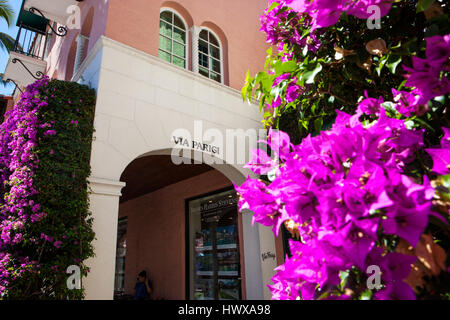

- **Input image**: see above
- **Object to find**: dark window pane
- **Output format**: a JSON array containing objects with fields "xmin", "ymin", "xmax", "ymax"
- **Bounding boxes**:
[
  {"xmin": 199, "ymin": 66, "xmax": 209, "ymax": 78},
  {"xmin": 173, "ymin": 56, "xmax": 186, "ymax": 68},
  {"xmin": 199, "ymin": 53, "xmax": 208, "ymax": 68},
  {"xmin": 173, "ymin": 14, "xmax": 185, "ymax": 29},
  {"xmin": 173, "ymin": 27, "xmax": 186, "ymax": 43},
  {"xmin": 158, "ymin": 50, "xmax": 171, "ymax": 63},
  {"xmin": 211, "ymin": 57, "xmax": 221, "ymax": 73},
  {"xmin": 199, "ymin": 40, "xmax": 208, "ymax": 54},
  {"xmin": 159, "ymin": 35, "xmax": 171, "ymax": 52},
  {"xmin": 173, "ymin": 41, "xmax": 185, "ymax": 58},
  {"xmin": 160, "ymin": 11, "xmax": 172, "ymax": 23},
  {"xmin": 159, "ymin": 21, "xmax": 172, "ymax": 37},
  {"xmin": 209, "ymin": 33, "xmax": 219, "ymax": 47},
  {"xmin": 199, "ymin": 30, "xmax": 208, "ymax": 41},
  {"xmin": 210, "ymin": 45, "xmax": 220, "ymax": 60},
  {"xmin": 210, "ymin": 72, "xmax": 221, "ymax": 83}
]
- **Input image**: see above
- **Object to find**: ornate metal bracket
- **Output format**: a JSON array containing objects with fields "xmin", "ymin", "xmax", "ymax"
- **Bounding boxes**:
[
  {"xmin": 6, "ymin": 79, "xmax": 23, "ymax": 94},
  {"xmin": 11, "ymin": 58, "xmax": 45, "ymax": 80},
  {"xmin": 28, "ymin": 7, "xmax": 68, "ymax": 37}
]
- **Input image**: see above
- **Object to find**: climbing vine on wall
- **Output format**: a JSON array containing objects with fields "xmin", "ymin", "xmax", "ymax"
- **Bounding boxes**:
[{"xmin": 0, "ymin": 77, "xmax": 96, "ymax": 299}]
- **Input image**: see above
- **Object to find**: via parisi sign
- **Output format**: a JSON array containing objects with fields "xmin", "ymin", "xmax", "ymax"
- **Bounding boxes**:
[{"xmin": 173, "ymin": 136, "xmax": 220, "ymax": 155}]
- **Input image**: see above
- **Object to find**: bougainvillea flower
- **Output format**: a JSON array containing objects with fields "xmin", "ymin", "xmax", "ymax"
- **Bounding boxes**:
[
  {"xmin": 425, "ymin": 34, "xmax": 450, "ymax": 71},
  {"xmin": 426, "ymin": 148, "xmax": 450, "ymax": 175},
  {"xmin": 441, "ymin": 127, "xmax": 450, "ymax": 149},
  {"xmin": 375, "ymin": 281, "xmax": 416, "ymax": 300},
  {"xmin": 268, "ymin": 128, "xmax": 292, "ymax": 159},
  {"xmin": 237, "ymin": 105, "xmax": 431, "ymax": 300},
  {"xmin": 244, "ymin": 149, "xmax": 276, "ymax": 175},
  {"xmin": 403, "ymin": 34, "xmax": 450, "ymax": 102},
  {"xmin": 285, "ymin": 80, "xmax": 304, "ymax": 103},
  {"xmin": 270, "ymin": 95, "xmax": 282, "ymax": 108},
  {"xmin": 356, "ymin": 90, "xmax": 384, "ymax": 115},
  {"xmin": 392, "ymin": 89, "xmax": 428, "ymax": 117},
  {"xmin": 347, "ymin": 0, "xmax": 393, "ymax": 20}
]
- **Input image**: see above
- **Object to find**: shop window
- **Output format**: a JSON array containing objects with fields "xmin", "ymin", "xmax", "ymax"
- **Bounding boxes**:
[
  {"xmin": 187, "ymin": 189, "xmax": 241, "ymax": 300},
  {"xmin": 158, "ymin": 10, "xmax": 187, "ymax": 69},
  {"xmin": 114, "ymin": 217, "xmax": 128, "ymax": 297},
  {"xmin": 198, "ymin": 29, "xmax": 222, "ymax": 83}
]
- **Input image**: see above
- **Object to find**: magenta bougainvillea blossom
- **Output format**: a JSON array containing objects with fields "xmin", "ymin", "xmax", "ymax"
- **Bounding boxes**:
[
  {"xmin": 242, "ymin": 0, "xmax": 449, "ymax": 301},
  {"xmin": 237, "ymin": 109, "xmax": 435, "ymax": 300},
  {"xmin": 403, "ymin": 34, "xmax": 450, "ymax": 103},
  {"xmin": 426, "ymin": 127, "xmax": 450, "ymax": 176},
  {"xmin": 0, "ymin": 78, "xmax": 51, "ymax": 295},
  {"xmin": 356, "ymin": 91, "xmax": 384, "ymax": 115},
  {"xmin": 260, "ymin": 0, "xmax": 393, "ymax": 47}
]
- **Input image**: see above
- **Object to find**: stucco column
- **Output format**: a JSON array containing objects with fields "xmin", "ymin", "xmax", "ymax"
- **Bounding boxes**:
[
  {"xmin": 83, "ymin": 177, "xmax": 126, "ymax": 300},
  {"xmin": 191, "ymin": 25, "xmax": 200, "ymax": 74}
]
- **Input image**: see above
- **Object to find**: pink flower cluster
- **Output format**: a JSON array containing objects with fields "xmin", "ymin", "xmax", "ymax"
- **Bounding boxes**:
[
  {"xmin": 426, "ymin": 127, "xmax": 450, "ymax": 177},
  {"xmin": 403, "ymin": 35, "xmax": 450, "ymax": 103},
  {"xmin": 260, "ymin": 1, "xmax": 322, "ymax": 50},
  {"xmin": 236, "ymin": 109, "xmax": 435, "ymax": 299},
  {"xmin": 356, "ymin": 33, "xmax": 450, "ymax": 120},
  {"xmin": 356, "ymin": 89, "xmax": 428, "ymax": 118},
  {"xmin": 0, "ymin": 77, "xmax": 52, "ymax": 295},
  {"xmin": 261, "ymin": 0, "xmax": 394, "ymax": 46}
]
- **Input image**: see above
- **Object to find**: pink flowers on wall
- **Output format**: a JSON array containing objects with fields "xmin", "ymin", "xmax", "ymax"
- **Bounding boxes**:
[{"xmin": 0, "ymin": 78, "xmax": 51, "ymax": 295}]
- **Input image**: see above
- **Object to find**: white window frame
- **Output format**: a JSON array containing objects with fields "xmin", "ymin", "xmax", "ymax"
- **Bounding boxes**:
[
  {"xmin": 158, "ymin": 7, "xmax": 189, "ymax": 70},
  {"xmin": 196, "ymin": 27, "xmax": 224, "ymax": 84}
]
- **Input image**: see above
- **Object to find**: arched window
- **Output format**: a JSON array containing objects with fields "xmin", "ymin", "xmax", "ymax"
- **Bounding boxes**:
[
  {"xmin": 198, "ymin": 29, "xmax": 221, "ymax": 83},
  {"xmin": 158, "ymin": 10, "xmax": 187, "ymax": 68}
]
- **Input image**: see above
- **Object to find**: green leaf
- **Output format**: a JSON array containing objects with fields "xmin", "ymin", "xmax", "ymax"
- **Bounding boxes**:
[
  {"xmin": 280, "ymin": 60, "xmax": 298, "ymax": 73},
  {"xmin": 241, "ymin": 84, "xmax": 249, "ymax": 101},
  {"xmin": 441, "ymin": 174, "xmax": 450, "ymax": 189},
  {"xmin": 412, "ymin": 117, "xmax": 436, "ymax": 131},
  {"xmin": 381, "ymin": 101, "xmax": 398, "ymax": 116},
  {"xmin": 433, "ymin": 95, "xmax": 445, "ymax": 104},
  {"xmin": 267, "ymin": 1, "xmax": 280, "ymax": 13},
  {"xmin": 302, "ymin": 45, "xmax": 308, "ymax": 57},
  {"xmin": 387, "ymin": 56, "xmax": 402, "ymax": 74},
  {"xmin": 416, "ymin": 0, "xmax": 434, "ymax": 12},
  {"xmin": 376, "ymin": 55, "xmax": 388, "ymax": 77},
  {"xmin": 314, "ymin": 117, "xmax": 323, "ymax": 133},
  {"xmin": 241, "ymin": 70, "xmax": 251, "ymax": 101},
  {"xmin": 359, "ymin": 290, "xmax": 373, "ymax": 300},
  {"xmin": 338, "ymin": 270, "xmax": 349, "ymax": 292},
  {"xmin": 302, "ymin": 63, "xmax": 322, "ymax": 84}
]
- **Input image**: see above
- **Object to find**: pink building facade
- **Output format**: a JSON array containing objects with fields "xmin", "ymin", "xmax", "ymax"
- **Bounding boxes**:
[{"xmin": 3, "ymin": 0, "xmax": 287, "ymax": 300}]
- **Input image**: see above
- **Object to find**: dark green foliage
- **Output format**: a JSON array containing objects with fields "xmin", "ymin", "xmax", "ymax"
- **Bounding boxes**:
[{"xmin": 5, "ymin": 80, "xmax": 96, "ymax": 299}]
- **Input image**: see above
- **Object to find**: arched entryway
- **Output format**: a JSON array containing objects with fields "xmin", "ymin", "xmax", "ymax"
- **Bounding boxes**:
[{"xmin": 103, "ymin": 148, "xmax": 268, "ymax": 301}]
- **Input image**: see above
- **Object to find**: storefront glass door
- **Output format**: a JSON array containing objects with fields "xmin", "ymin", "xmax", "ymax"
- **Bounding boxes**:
[{"xmin": 188, "ymin": 189, "xmax": 241, "ymax": 300}]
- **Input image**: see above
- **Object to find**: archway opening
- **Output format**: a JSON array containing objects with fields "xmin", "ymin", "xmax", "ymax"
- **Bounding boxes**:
[{"xmin": 113, "ymin": 154, "xmax": 245, "ymax": 300}]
